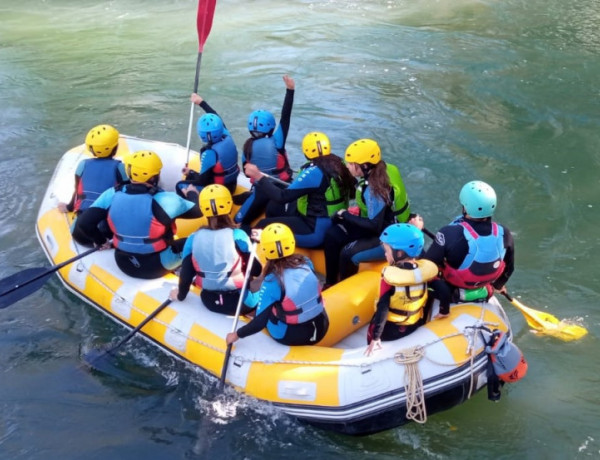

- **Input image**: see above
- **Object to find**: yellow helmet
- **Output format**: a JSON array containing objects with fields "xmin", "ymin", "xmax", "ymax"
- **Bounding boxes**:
[
  {"xmin": 124, "ymin": 150, "xmax": 163, "ymax": 182},
  {"xmin": 199, "ymin": 184, "xmax": 233, "ymax": 217},
  {"xmin": 302, "ymin": 132, "xmax": 331, "ymax": 160},
  {"xmin": 344, "ymin": 138, "xmax": 381, "ymax": 165},
  {"xmin": 260, "ymin": 223, "xmax": 296, "ymax": 260},
  {"xmin": 85, "ymin": 124, "xmax": 119, "ymax": 158}
]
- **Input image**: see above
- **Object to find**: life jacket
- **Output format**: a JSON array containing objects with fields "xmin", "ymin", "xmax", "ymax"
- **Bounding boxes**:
[
  {"xmin": 107, "ymin": 188, "xmax": 172, "ymax": 254},
  {"xmin": 210, "ymin": 135, "xmax": 240, "ymax": 186},
  {"xmin": 381, "ymin": 260, "xmax": 438, "ymax": 326},
  {"xmin": 296, "ymin": 163, "xmax": 347, "ymax": 218},
  {"xmin": 356, "ymin": 163, "xmax": 410, "ymax": 222},
  {"xmin": 442, "ymin": 221, "xmax": 506, "ymax": 289},
  {"xmin": 191, "ymin": 228, "xmax": 244, "ymax": 291},
  {"xmin": 270, "ymin": 265, "xmax": 324, "ymax": 325},
  {"xmin": 247, "ymin": 137, "xmax": 292, "ymax": 182},
  {"xmin": 75, "ymin": 158, "xmax": 122, "ymax": 212}
]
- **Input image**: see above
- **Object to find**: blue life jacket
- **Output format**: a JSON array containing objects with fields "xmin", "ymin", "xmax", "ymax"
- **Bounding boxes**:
[
  {"xmin": 247, "ymin": 137, "xmax": 291, "ymax": 181},
  {"xmin": 107, "ymin": 189, "xmax": 170, "ymax": 254},
  {"xmin": 443, "ymin": 220, "xmax": 506, "ymax": 288},
  {"xmin": 211, "ymin": 135, "xmax": 239, "ymax": 186},
  {"xmin": 191, "ymin": 228, "xmax": 244, "ymax": 291},
  {"xmin": 76, "ymin": 158, "xmax": 122, "ymax": 212},
  {"xmin": 269, "ymin": 264, "xmax": 324, "ymax": 326}
]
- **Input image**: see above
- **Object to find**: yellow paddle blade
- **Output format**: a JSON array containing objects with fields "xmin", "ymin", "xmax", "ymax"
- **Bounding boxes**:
[{"xmin": 509, "ymin": 297, "xmax": 588, "ymax": 342}]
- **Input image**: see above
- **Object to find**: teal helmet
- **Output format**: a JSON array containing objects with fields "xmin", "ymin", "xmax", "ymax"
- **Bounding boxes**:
[
  {"xmin": 197, "ymin": 114, "xmax": 224, "ymax": 143},
  {"xmin": 380, "ymin": 223, "xmax": 424, "ymax": 257},
  {"xmin": 459, "ymin": 180, "xmax": 497, "ymax": 218}
]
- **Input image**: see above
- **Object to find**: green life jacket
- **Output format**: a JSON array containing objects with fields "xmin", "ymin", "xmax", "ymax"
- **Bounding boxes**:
[
  {"xmin": 296, "ymin": 164, "xmax": 348, "ymax": 217},
  {"xmin": 356, "ymin": 162, "xmax": 411, "ymax": 221}
]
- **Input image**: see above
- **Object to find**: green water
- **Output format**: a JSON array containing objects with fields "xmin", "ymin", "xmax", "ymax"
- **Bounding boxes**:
[{"xmin": 1, "ymin": 0, "xmax": 598, "ymax": 458}]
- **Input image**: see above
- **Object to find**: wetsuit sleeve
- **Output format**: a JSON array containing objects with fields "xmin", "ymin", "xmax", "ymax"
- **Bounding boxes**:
[
  {"xmin": 236, "ymin": 276, "xmax": 281, "ymax": 338},
  {"xmin": 116, "ymin": 162, "xmax": 129, "ymax": 185},
  {"xmin": 187, "ymin": 149, "xmax": 217, "ymax": 186},
  {"xmin": 253, "ymin": 167, "xmax": 323, "ymax": 204},
  {"xmin": 492, "ymin": 224, "xmax": 515, "ymax": 289},
  {"xmin": 371, "ymin": 278, "xmax": 393, "ymax": 341},
  {"xmin": 177, "ymin": 236, "xmax": 196, "ymax": 300},
  {"xmin": 199, "ymin": 100, "xmax": 218, "ymax": 116},
  {"xmin": 422, "ymin": 228, "xmax": 448, "ymax": 266},
  {"xmin": 340, "ymin": 192, "xmax": 389, "ymax": 235},
  {"xmin": 272, "ymin": 88, "xmax": 294, "ymax": 150}
]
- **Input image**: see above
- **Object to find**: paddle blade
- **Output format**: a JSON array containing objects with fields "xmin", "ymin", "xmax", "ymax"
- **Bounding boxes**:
[
  {"xmin": 510, "ymin": 297, "xmax": 588, "ymax": 341},
  {"xmin": 83, "ymin": 348, "xmax": 176, "ymax": 391},
  {"xmin": 197, "ymin": 0, "xmax": 217, "ymax": 52},
  {"xmin": 0, "ymin": 267, "xmax": 54, "ymax": 309}
]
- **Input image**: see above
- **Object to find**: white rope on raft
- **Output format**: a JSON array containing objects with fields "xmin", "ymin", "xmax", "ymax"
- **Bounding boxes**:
[{"xmin": 394, "ymin": 346, "xmax": 427, "ymax": 424}]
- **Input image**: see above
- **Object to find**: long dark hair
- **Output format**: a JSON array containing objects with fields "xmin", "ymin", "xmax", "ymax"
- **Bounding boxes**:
[
  {"xmin": 263, "ymin": 254, "xmax": 308, "ymax": 281},
  {"xmin": 314, "ymin": 154, "xmax": 356, "ymax": 201},
  {"xmin": 203, "ymin": 214, "xmax": 237, "ymax": 230},
  {"xmin": 365, "ymin": 161, "xmax": 391, "ymax": 206}
]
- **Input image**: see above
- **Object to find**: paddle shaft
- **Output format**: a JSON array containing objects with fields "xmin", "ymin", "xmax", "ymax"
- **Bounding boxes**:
[
  {"xmin": 96, "ymin": 299, "xmax": 173, "ymax": 359},
  {"xmin": 0, "ymin": 246, "xmax": 99, "ymax": 298},
  {"xmin": 219, "ymin": 243, "xmax": 258, "ymax": 390}
]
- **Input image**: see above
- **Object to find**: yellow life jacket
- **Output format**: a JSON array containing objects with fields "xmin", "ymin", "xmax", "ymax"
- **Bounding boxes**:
[{"xmin": 381, "ymin": 259, "xmax": 439, "ymax": 326}]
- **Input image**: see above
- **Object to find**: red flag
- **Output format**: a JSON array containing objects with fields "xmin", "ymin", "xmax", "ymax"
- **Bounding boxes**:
[{"xmin": 197, "ymin": 0, "xmax": 217, "ymax": 52}]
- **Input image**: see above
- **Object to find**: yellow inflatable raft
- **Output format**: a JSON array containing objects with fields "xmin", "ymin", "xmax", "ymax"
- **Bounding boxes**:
[{"xmin": 36, "ymin": 135, "xmax": 514, "ymax": 435}]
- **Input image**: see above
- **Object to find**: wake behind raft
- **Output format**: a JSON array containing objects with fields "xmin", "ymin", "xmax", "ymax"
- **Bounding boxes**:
[{"xmin": 33, "ymin": 135, "xmax": 526, "ymax": 435}]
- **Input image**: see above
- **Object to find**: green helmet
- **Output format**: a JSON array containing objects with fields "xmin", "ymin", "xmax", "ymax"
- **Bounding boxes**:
[{"xmin": 459, "ymin": 180, "xmax": 497, "ymax": 218}]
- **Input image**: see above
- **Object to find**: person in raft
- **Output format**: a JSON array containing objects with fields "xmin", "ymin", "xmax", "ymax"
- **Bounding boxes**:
[
  {"xmin": 175, "ymin": 94, "xmax": 240, "ymax": 197},
  {"xmin": 323, "ymin": 138, "xmax": 411, "ymax": 287},
  {"xmin": 422, "ymin": 180, "xmax": 515, "ymax": 316},
  {"xmin": 169, "ymin": 184, "xmax": 261, "ymax": 315},
  {"xmin": 234, "ymin": 75, "xmax": 295, "ymax": 231},
  {"xmin": 58, "ymin": 124, "xmax": 129, "ymax": 246},
  {"xmin": 225, "ymin": 223, "xmax": 329, "ymax": 346},
  {"xmin": 75, "ymin": 150, "xmax": 202, "ymax": 279},
  {"xmin": 365, "ymin": 223, "xmax": 450, "ymax": 356},
  {"xmin": 243, "ymin": 131, "xmax": 355, "ymax": 248}
]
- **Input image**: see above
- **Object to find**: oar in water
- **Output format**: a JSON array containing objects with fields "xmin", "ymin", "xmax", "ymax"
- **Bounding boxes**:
[
  {"xmin": 83, "ymin": 299, "xmax": 173, "ymax": 370},
  {"xmin": 0, "ymin": 246, "xmax": 100, "ymax": 309},
  {"xmin": 184, "ymin": 0, "xmax": 217, "ymax": 165},
  {"xmin": 421, "ymin": 226, "xmax": 588, "ymax": 341},
  {"xmin": 219, "ymin": 242, "xmax": 258, "ymax": 391},
  {"xmin": 501, "ymin": 292, "xmax": 587, "ymax": 341}
]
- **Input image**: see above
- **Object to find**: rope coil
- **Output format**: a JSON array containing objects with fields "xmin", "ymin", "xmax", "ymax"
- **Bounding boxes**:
[{"xmin": 394, "ymin": 346, "xmax": 427, "ymax": 424}]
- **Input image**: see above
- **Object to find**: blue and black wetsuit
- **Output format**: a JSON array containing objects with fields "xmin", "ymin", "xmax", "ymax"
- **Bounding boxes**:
[{"xmin": 235, "ymin": 87, "xmax": 294, "ymax": 229}]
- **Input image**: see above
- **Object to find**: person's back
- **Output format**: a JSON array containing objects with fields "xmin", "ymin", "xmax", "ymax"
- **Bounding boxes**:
[
  {"xmin": 75, "ymin": 150, "xmax": 201, "ymax": 279},
  {"xmin": 226, "ymin": 223, "xmax": 329, "ymax": 347},
  {"xmin": 423, "ymin": 180, "xmax": 515, "ymax": 302}
]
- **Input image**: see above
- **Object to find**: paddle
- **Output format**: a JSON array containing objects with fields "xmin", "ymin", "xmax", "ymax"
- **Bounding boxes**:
[
  {"xmin": 421, "ymin": 225, "xmax": 587, "ymax": 341},
  {"xmin": 0, "ymin": 246, "xmax": 100, "ymax": 309},
  {"xmin": 185, "ymin": 0, "xmax": 217, "ymax": 165},
  {"xmin": 500, "ymin": 292, "xmax": 587, "ymax": 341},
  {"xmin": 219, "ymin": 242, "xmax": 258, "ymax": 391},
  {"xmin": 83, "ymin": 299, "xmax": 173, "ymax": 369}
]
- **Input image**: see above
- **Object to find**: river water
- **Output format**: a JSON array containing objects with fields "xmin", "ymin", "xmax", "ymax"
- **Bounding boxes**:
[{"xmin": 1, "ymin": 0, "xmax": 599, "ymax": 458}]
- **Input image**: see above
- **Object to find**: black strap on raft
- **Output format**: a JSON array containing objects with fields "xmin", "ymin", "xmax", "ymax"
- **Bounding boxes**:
[{"xmin": 479, "ymin": 327, "xmax": 503, "ymax": 401}]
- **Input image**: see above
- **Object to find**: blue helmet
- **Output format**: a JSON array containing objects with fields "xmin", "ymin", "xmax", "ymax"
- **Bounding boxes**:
[
  {"xmin": 380, "ymin": 223, "xmax": 424, "ymax": 257},
  {"xmin": 197, "ymin": 114, "xmax": 224, "ymax": 143},
  {"xmin": 459, "ymin": 180, "xmax": 497, "ymax": 218},
  {"xmin": 247, "ymin": 110, "xmax": 275, "ymax": 134}
]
